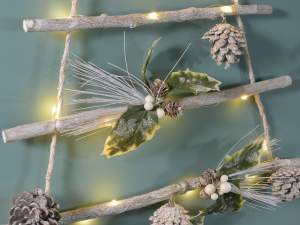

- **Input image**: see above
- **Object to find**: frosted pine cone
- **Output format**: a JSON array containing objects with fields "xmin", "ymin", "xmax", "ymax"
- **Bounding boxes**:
[
  {"xmin": 202, "ymin": 23, "xmax": 246, "ymax": 69},
  {"xmin": 189, "ymin": 169, "xmax": 218, "ymax": 189},
  {"xmin": 9, "ymin": 188, "xmax": 61, "ymax": 225},
  {"xmin": 150, "ymin": 79, "xmax": 169, "ymax": 101},
  {"xmin": 164, "ymin": 101, "xmax": 183, "ymax": 118},
  {"xmin": 149, "ymin": 203, "xmax": 192, "ymax": 225},
  {"xmin": 271, "ymin": 166, "xmax": 300, "ymax": 202}
]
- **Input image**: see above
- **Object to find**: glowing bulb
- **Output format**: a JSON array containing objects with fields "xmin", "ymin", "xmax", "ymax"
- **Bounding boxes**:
[
  {"xmin": 220, "ymin": 5, "xmax": 234, "ymax": 14},
  {"xmin": 147, "ymin": 12, "xmax": 159, "ymax": 20},
  {"xmin": 51, "ymin": 104, "xmax": 58, "ymax": 116},
  {"xmin": 262, "ymin": 139, "xmax": 268, "ymax": 151},
  {"xmin": 109, "ymin": 199, "xmax": 119, "ymax": 206},
  {"xmin": 51, "ymin": 104, "xmax": 60, "ymax": 119},
  {"xmin": 240, "ymin": 95, "xmax": 249, "ymax": 100},
  {"xmin": 49, "ymin": 6, "xmax": 69, "ymax": 18},
  {"xmin": 73, "ymin": 219, "xmax": 99, "ymax": 225}
]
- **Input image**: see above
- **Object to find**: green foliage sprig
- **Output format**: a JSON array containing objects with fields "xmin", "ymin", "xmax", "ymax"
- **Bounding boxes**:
[{"xmin": 103, "ymin": 41, "xmax": 222, "ymax": 158}]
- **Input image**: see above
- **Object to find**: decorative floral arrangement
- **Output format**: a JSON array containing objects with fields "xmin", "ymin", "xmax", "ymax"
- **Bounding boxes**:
[
  {"xmin": 147, "ymin": 136, "xmax": 300, "ymax": 225},
  {"xmin": 68, "ymin": 40, "xmax": 221, "ymax": 157}
]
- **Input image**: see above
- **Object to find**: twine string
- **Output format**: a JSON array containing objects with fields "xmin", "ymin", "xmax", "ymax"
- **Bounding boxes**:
[
  {"xmin": 232, "ymin": 0, "xmax": 272, "ymax": 159},
  {"xmin": 44, "ymin": 0, "xmax": 78, "ymax": 195}
]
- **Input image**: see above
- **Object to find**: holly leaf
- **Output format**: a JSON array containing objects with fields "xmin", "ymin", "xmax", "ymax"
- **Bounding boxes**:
[
  {"xmin": 219, "ymin": 136, "xmax": 268, "ymax": 175},
  {"xmin": 103, "ymin": 106, "xmax": 160, "ymax": 158},
  {"xmin": 141, "ymin": 38, "xmax": 161, "ymax": 87},
  {"xmin": 203, "ymin": 193, "xmax": 244, "ymax": 215},
  {"xmin": 166, "ymin": 69, "xmax": 221, "ymax": 97}
]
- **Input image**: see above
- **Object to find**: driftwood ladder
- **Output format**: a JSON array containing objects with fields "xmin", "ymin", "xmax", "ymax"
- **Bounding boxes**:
[{"xmin": 2, "ymin": 0, "xmax": 294, "ymax": 224}]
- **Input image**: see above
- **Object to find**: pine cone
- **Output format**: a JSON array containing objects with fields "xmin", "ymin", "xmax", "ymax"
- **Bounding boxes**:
[
  {"xmin": 150, "ymin": 79, "xmax": 169, "ymax": 101},
  {"xmin": 9, "ymin": 188, "xmax": 61, "ymax": 225},
  {"xmin": 189, "ymin": 169, "xmax": 218, "ymax": 189},
  {"xmin": 164, "ymin": 101, "xmax": 183, "ymax": 118},
  {"xmin": 202, "ymin": 23, "xmax": 246, "ymax": 69},
  {"xmin": 149, "ymin": 203, "xmax": 192, "ymax": 225},
  {"xmin": 270, "ymin": 166, "xmax": 300, "ymax": 202}
]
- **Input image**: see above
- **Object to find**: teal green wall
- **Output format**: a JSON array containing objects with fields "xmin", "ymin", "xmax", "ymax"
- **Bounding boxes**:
[{"xmin": 1, "ymin": 0, "xmax": 300, "ymax": 224}]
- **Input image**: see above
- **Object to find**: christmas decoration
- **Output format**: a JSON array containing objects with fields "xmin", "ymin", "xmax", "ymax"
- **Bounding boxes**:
[
  {"xmin": 271, "ymin": 166, "xmax": 300, "ymax": 201},
  {"xmin": 9, "ymin": 188, "xmax": 61, "ymax": 225},
  {"xmin": 67, "ymin": 40, "xmax": 223, "ymax": 158},
  {"xmin": 150, "ymin": 79, "xmax": 169, "ymax": 100},
  {"xmin": 164, "ymin": 101, "xmax": 183, "ymax": 118},
  {"xmin": 149, "ymin": 203, "xmax": 192, "ymax": 225},
  {"xmin": 55, "ymin": 136, "xmax": 300, "ymax": 225},
  {"xmin": 202, "ymin": 22, "xmax": 246, "ymax": 69},
  {"xmin": 1, "ymin": 1, "xmax": 299, "ymax": 225}
]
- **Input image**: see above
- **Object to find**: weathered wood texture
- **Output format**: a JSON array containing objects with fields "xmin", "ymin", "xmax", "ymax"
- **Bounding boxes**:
[
  {"xmin": 59, "ymin": 157, "xmax": 300, "ymax": 224},
  {"xmin": 23, "ymin": 4, "xmax": 272, "ymax": 32},
  {"xmin": 2, "ymin": 75, "xmax": 292, "ymax": 143}
]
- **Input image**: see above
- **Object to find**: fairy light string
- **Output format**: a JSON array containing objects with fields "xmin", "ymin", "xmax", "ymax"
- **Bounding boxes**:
[
  {"xmin": 232, "ymin": 0, "xmax": 272, "ymax": 160},
  {"xmin": 44, "ymin": 0, "xmax": 78, "ymax": 195}
]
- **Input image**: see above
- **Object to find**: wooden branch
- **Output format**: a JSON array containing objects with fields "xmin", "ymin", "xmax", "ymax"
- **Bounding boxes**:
[
  {"xmin": 23, "ymin": 4, "xmax": 272, "ymax": 32},
  {"xmin": 2, "ymin": 75, "xmax": 292, "ymax": 143},
  {"xmin": 58, "ymin": 157, "xmax": 300, "ymax": 224},
  {"xmin": 180, "ymin": 75, "xmax": 292, "ymax": 109}
]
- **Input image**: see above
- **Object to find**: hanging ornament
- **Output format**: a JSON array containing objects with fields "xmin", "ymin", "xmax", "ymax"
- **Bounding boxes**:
[
  {"xmin": 149, "ymin": 202, "xmax": 192, "ymax": 225},
  {"xmin": 271, "ymin": 166, "xmax": 300, "ymax": 201},
  {"xmin": 9, "ymin": 188, "xmax": 61, "ymax": 225},
  {"xmin": 202, "ymin": 18, "xmax": 246, "ymax": 69}
]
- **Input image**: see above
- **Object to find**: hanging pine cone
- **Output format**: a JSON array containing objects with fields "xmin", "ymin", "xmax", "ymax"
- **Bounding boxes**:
[
  {"xmin": 149, "ymin": 203, "xmax": 192, "ymax": 225},
  {"xmin": 9, "ymin": 188, "xmax": 61, "ymax": 225},
  {"xmin": 164, "ymin": 101, "xmax": 183, "ymax": 118},
  {"xmin": 150, "ymin": 79, "xmax": 169, "ymax": 101},
  {"xmin": 202, "ymin": 23, "xmax": 246, "ymax": 69},
  {"xmin": 270, "ymin": 166, "xmax": 300, "ymax": 202}
]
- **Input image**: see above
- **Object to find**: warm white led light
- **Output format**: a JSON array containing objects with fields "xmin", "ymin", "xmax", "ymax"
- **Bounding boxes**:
[
  {"xmin": 110, "ymin": 199, "xmax": 119, "ymax": 206},
  {"xmin": 240, "ymin": 95, "xmax": 249, "ymax": 100},
  {"xmin": 220, "ymin": 5, "xmax": 234, "ymax": 14},
  {"xmin": 147, "ymin": 12, "xmax": 159, "ymax": 20},
  {"xmin": 262, "ymin": 139, "xmax": 268, "ymax": 151},
  {"xmin": 51, "ymin": 104, "xmax": 58, "ymax": 116}
]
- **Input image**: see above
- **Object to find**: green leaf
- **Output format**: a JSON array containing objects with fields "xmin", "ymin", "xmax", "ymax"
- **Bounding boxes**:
[
  {"xmin": 141, "ymin": 38, "xmax": 161, "ymax": 87},
  {"xmin": 166, "ymin": 69, "xmax": 221, "ymax": 97},
  {"xmin": 103, "ymin": 106, "xmax": 160, "ymax": 158},
  {"xmin": 203, "ymin": 193, "xmax": 244, "ymax": 214},
  {"xmin": 219, "ymin": 136, "xmax": 269, "ymax": 175}
]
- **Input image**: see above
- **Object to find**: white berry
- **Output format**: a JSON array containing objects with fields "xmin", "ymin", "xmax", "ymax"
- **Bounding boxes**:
[
  {"xmin": 156, "ymin": 108, "xmax": 165, "ymax": 119},
  {"xmin": 204, "ymin": 184, "xmax": 216, "ymax": 195},
  {"xmin": 211, "ymin": 193, "xmax": 219, "ymax": 201},
  {"xmin": 144, "ymin": 102, "xmax": 154, "ymax": 111},
  {"xmin": 219, "ymin": 182, "xmax": 232, "ymax": 194},
  {"xmin": 145, "ymin": 95, "xmax": 155, "ymax": 103},
  {"xmin": 220, "ymin": 175, "xmax": 229, "ymax": 182}
]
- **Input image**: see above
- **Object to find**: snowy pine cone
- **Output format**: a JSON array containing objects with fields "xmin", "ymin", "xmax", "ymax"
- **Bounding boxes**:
[
  {"xmin": 189, "ymin": 169, "xmax": 218, "ymax": 189},
  {"xmin": 202, "ymin": 23, "xmax": 246, "ymax": 69},
  {"xmin": 271, "ymin": 166, "xmax": 300, "ymax": 202},
  {"xmin": 164, "ymin": 101, "xmax": 183, "ymax": 118},
  {"xmin": 9, "ymin": 188, "xmax": 61, "ymax": 225},
  {"xmin": 149, "ymin": 203, "xmax": 192, "ymax": 225},
  {"xmin": 150, "ymin": 79, "xmax": 169, "ymax": 101}
]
